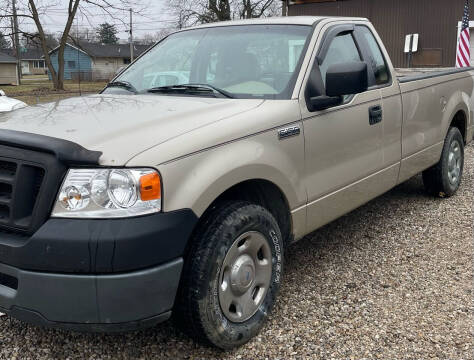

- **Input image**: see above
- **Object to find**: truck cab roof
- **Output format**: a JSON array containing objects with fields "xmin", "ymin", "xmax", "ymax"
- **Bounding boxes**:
[{"xmin": 191, "ymin": 16, "xmax": 369, "ymax": 29}]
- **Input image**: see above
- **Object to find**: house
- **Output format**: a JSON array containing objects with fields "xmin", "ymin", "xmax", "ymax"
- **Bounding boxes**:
[
  {"xmin": 0, "ymin": 52, "xmax": 18, "ymax": 85},
  {"xmin": 3, "ymin": 48, "xmax": 47, "ymax": 75},
  {"xmin": 283, "ymin": 0, "xmax": 472, "ymax": 67},
  {"xmin": 47, "ymin": 42, "xmax": 151, "ymax": 81},
  {"xmin": 19, "ymin": 48, "xmax": 47, "ymax": 75}
]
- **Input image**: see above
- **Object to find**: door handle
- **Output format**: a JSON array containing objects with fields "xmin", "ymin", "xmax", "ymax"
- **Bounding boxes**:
[{"xmin": 369, "ymin": 105, "xmax": 383, "ymax": 125}]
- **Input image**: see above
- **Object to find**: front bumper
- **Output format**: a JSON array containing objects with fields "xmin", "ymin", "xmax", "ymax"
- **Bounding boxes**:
[
  {"xmin": 0, "ymin": 259, "xmax": 182, "ymax": 332},
  {"xmin": 0, "ymin": 209, "xmax": 197, "ymax": 274},
  {"xmin": 0, "ymin": 210, "xmax": 198, "ymax": 331}
]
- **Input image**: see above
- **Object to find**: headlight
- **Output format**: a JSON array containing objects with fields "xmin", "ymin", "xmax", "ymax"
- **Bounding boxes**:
[{"xmin": 52, "ymin": 168, "xmax": 161, "ymax": 218}]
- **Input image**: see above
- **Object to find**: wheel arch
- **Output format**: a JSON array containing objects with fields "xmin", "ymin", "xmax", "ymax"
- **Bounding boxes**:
[
  {"xmin": 200, "ymin": 178, "xmax": 293, "ymax": 245},
  {"xmin": 444, "ymin": 91, "xmax": 469, "ymax": 143},
  {"xmin": 449, "ymin": 109, "xmax": 468, "ymax": 143}
]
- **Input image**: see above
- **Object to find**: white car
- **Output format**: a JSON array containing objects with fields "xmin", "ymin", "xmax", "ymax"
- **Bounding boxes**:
[{"xmin": 0, "ymin": 90, "xmax": 27, "ymax": 112}]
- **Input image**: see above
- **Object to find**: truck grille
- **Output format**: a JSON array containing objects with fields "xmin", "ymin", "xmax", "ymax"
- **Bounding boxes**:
[
  {"xmin": 0, "ymin": 146, "xmax": 67, "ymax": 235},
  {"xmin": 0, "ymin": 159, "xmax": 45, "ymax": 230}
]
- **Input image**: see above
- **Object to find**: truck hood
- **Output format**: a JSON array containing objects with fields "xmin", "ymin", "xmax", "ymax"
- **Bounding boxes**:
[{"xmin": 0, "ymin": 94, "xmax": 263, "ymax": 165}]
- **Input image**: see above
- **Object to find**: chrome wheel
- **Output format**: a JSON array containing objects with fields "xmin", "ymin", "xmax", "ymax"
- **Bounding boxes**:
[
  {"xmin": 218, "ymin": 231, "xmax": 272, "ymax": 323},
  {"xmin": 447, "ymin": 139, "xmax": 462, "ymax": 186}
]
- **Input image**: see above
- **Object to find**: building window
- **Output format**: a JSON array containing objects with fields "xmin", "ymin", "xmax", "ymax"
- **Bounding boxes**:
[
  {"xmin": 33, "ymin": 60, "xmax": 45, "ymax": 68},
  {"xmin": 68, "ymin": 61, "xmax": 76, "ymax": 69}
]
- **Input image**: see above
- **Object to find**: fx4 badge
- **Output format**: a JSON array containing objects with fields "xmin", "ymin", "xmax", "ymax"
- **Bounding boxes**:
[{"xmin": 278, "ymin": 125, "xmax": 301, "ymax": 140}]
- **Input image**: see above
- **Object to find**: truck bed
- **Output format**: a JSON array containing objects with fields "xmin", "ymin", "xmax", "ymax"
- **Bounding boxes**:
[{"xmin": 395, "ymin": 67, "xmax": 473, "ymax": 83}]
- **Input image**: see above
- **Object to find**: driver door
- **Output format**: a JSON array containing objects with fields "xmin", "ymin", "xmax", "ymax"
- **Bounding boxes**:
[{"xmin": 301, "ymin": 24, "xmax": 386, "ymax": 234}]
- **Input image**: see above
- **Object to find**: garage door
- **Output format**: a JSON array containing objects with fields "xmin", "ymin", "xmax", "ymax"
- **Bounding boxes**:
[{"xmin": 0, "ymin": 63, "xmax": 17, "ymax": 85}]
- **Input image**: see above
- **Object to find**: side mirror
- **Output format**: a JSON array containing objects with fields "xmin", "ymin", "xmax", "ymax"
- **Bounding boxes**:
[
  {"xmin": 326, "ymin": 61, "xmax": 368, "ymax": 97},
  {"xmin": 309, "ymin": 95, "xmax": 343, "ymax": 111},
  {"xmin": 307, "ymin": 61, "xmax": 368, "ymax": 112}
]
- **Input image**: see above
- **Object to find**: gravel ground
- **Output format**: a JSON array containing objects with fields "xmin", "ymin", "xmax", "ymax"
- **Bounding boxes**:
[{"xmin": 1, "ymin": 144, "xmax": 472, "ymax": 360}]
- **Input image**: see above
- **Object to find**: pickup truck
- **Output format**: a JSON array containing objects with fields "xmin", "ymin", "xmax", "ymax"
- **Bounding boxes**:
[{"xmin": 0, "ymin": 16, "xmax": 472, "ymax": 349}]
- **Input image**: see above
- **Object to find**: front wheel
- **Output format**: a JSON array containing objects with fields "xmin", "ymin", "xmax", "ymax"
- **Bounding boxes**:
[
  {"xmin": 174, "ymin": 201, "xmax": 284, "ymax": 349},
  {"xmin": 423, "ymin": 127, "xmax": 465, "ymax": 197}
]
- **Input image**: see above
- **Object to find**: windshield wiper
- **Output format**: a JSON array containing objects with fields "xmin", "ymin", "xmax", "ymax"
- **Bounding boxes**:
[
  {"xmin": 147, "ymin": 84, "xmax": 234, "ymax": 98},
  {"xmin": 105, "ymin": 80, "xmax": 138, "ymax": 94}
]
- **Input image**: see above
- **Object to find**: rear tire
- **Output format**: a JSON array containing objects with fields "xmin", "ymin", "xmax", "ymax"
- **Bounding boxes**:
[
  {"xmin": 422, "ymin": 127, "xmax": 464, "ymax": 197},
  {"xmin": 174, "ymin": 201, "xmax": 284, "ymax": 349}
]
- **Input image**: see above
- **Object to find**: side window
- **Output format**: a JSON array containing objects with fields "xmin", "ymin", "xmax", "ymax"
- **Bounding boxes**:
[
  {"xmin": 320, "ymin": 33, "xmax": 361, "ymax": 86},
  {"xmin": 358, "ymin": 27, "xmax": 389, "ymax": 85}
]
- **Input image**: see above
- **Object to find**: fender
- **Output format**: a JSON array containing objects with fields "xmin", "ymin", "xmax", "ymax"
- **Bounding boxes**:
[{"xmin": 156, "ymin": 134, "xmax": 306, "ymax": 218}]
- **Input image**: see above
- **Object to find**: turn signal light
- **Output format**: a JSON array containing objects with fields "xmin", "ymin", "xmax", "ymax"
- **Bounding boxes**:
[{"xmin": 139, "ymin": 172, "xmax": 161, "ymax": 201}]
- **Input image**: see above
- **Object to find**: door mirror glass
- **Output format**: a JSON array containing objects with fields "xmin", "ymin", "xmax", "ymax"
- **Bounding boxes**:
[{"xmin": 325, "ymin": 61, "xmax": 368, "ymax": 97}]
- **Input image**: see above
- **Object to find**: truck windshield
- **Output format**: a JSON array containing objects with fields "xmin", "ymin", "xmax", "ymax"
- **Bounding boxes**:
[{"xmin": 109, "ymin": 25, "xmax": 312, "ymax": 99}]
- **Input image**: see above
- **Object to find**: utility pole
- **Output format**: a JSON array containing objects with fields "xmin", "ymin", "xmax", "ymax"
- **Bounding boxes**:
[
  {"xmin": 129, "ymin": 8, "xmax": 134, "ymax": 63},
  {"xmin": 12, "ymin": 0, "xmax": 21, "ymax": 85},
  {"xmin": 76, "ymin": 21, "xmax": 81, "ymax": 96}
]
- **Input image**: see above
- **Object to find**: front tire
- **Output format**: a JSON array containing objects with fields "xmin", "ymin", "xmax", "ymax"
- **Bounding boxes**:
[
  {"xmin": 423, "ymin": 127, "xmax": 464, "ymax": 197},
  {"xmin": 174, "ymin": 201, "xmax": 284, "ymax": 349}
]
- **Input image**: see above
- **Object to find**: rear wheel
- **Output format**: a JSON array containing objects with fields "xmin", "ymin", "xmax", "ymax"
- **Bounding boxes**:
[
  {"xmin": 423, "ymin": 127, "xmax": 464, "ymax": 197},
  {"xmin": 174, "ymin": 201, "xmax": 284, "ymax": 349}
]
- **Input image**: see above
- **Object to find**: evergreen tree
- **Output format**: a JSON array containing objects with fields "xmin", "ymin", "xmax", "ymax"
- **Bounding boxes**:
[{"xmin": 96, "ymin": 23, "xmax": 119, "ymax": 44}]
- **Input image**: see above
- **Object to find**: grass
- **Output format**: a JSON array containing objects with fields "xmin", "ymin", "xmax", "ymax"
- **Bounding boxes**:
[
  {"xmin": 1, "ymin": 78, "xmax": 107, "ymax": 105},
  {"xmin": 22, "ymin": 74, "xmax": 49, "ymax": 80}
]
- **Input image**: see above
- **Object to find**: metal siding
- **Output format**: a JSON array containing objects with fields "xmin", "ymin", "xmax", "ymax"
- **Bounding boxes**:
[
  {"xmin": 289, "ymin": 0, "xmax": 467, "ymax": 67},
  {"xmin": 92, "ymin": 57, "xmax": 124, "ymax": 81},
  {"xmin": 49, "ymin": 45, "xmax": 92, "ymax": 80}
]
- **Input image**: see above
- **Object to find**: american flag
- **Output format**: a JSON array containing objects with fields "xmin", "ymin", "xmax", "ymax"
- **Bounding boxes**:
[{"xmin": 456, "ymin": 0, "xmax": 471, "ymax": 68}]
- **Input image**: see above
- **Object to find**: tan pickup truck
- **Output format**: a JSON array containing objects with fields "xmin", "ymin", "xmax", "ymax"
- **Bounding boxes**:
[{"xmin": 0, "ymin": 16, "xmax": 472, "ymax": 349}]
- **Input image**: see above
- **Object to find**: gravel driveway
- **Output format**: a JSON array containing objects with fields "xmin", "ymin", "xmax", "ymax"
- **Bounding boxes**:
[{"xmin": 1, "ymin": 144, "xmax": 472, "ymax": 360}]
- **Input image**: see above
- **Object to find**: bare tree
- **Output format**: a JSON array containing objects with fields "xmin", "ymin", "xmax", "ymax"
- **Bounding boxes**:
[
  {"xmin": 169, "ymin": 0, "xmax": 230, "ymax": 27},
  {"xmin": 22, "ymin": 32, "xmax": 59, "ymax": 50},
  {"xmin": 0, "ymin": 30, "xmax": 10, "ymax": 49},
  {"xmin": 71, "ymin": 28, "xmax": 97, "ymax": 43},
  {"xmin": 168, "ymin": 0, "xmax": 279, "ymax": 28},
  {"xmin": 136, "ymin": 27, "xmax": 176, "ymax": 45},
  {"xmin": 240, "ymin": 0, "xmax": 279, "ymax": 19},
  {"xmin": 0, "ymin": 0, "xmax": 145, "ymax": 90}
]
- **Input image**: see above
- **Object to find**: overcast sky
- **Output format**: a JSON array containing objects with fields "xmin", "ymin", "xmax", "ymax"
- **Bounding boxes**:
[{"xmin": 14, "ymin": 0, "xmax": 175, "ymax": 41}]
